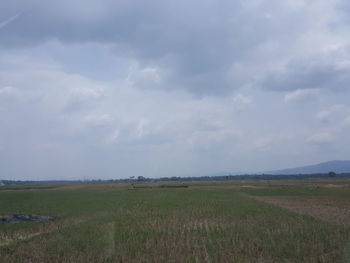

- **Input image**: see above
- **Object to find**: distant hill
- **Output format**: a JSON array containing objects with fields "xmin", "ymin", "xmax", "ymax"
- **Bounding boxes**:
[{"xmin": 267, "ymin": 160, "xmax": 350, "ymax": 175}]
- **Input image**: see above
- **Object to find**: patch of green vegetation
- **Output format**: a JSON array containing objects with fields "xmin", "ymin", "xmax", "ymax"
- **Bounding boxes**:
[
  {"xmin": 0, "ymin": 185, "xmax": 60, "ymax": 191},
  {"xmin": 0, "ymin": 183, "xmax": 349, "ymax": 262}
]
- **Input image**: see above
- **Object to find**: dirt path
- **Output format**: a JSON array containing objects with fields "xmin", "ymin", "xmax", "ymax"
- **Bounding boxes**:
[{"xmin": 244, "ymin": 194, "xmax": 350, "ymax": 227}]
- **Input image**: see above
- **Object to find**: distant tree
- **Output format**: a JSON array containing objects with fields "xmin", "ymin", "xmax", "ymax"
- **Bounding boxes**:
[
  {"xmin": 137, "ymin": 176, "xmax": 146, "ymax": 182},
  {"xmin": 328, "ymin": 171, "xmax": 336, "ymax": 177}
]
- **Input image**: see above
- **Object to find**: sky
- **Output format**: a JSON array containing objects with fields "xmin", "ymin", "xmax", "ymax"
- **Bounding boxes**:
[{"xmin": 1, "ymin": 0, "xmax": 350, "ymax": 180}]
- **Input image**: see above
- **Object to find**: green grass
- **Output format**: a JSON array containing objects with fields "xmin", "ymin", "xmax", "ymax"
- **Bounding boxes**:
[
  {"xmin": 0, "ymin": 183, "xmax": 349, "ymax": 262},
  {"xmin": 0, "ymin": 185, "xmax": 60, "ymax": 191}
]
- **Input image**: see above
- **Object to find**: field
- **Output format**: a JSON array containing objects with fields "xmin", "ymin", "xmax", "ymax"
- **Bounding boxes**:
[{"xmin": 0, "ymin": 179, "xmax": 350, "ymax": 262}]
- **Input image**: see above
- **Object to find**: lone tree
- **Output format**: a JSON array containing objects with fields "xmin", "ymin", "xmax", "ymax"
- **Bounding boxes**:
[{"xmin": 137, "ymin": 176, "xmax": 146, "ymax": 182}]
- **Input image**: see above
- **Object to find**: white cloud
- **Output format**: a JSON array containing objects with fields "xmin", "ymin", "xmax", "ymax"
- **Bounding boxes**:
[
  {"xmin": 187, "ymin": 128, "xmax": 242, "ymax": 148},
  {"xmin": 254, "ymin": 133, "xmax": 296, "ymax": 151},
  {"xmin": 343, "ymin": 116, "xmax": 350, "ymax": 126},
  {"xmin": 136, "ymin": 119, "xmax": 150, "ymax": 138},
  {"xmin": 0, "ymin": 68, "xmax": 107, "ymax": 114},
  {"xmin": 127, "ymin": 64, "xmax": 165, "ymax": 90},
  {"xmin": 140, "ymin": 67, "xmax": 161, "ymax": 84},
  {"xmin": 232, "ymin": 94, "xmax": 253, "ymax": 110},
  {"xmin": 284, "ymin": 88, "xmax": 320, "ymax": 103},
  {"xmin": 105, "ymin": 129, "xmax": 121, "ymax": 144},
  {"xmin": 0, "ymin": 86, "xmax": 19, "ymax": 96},
  {"xmin": 316, "ymin": 104, "xmax": 349, "ymax": 122},
  {"xmin": 83, "ymin": 114, "xmax": 113, "ymax": 126},
  {"xmin": 0, "ymin": 13, "xmax": 20, "ymax": 29},
  {"xmin": 307, "ymin": 131, "xmax": 336, "ymax": 144}
]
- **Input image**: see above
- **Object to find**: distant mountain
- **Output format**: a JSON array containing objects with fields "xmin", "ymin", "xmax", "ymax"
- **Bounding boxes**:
[{"xmin": 267, "ymin": 160, "xmax": 350, "ymax": 175}]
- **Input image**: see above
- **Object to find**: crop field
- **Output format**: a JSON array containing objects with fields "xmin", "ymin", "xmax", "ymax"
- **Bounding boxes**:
[{"xmin": 0, "ymin": 179, "xmax": 350, "ymax": 262}]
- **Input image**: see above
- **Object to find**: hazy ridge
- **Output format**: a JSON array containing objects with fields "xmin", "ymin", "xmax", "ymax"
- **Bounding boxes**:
[{"xmin": 267, "ymin": 160, "xmax": 350, "ymax": 175}]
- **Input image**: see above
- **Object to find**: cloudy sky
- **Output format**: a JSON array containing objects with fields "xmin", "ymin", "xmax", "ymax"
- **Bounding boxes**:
[{"xmin": 1, "ymin": 0, "xmax": 350, "ymax": 180}]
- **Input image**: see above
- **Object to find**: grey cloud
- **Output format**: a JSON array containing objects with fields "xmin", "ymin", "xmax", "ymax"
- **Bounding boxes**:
[
  {"xmin": 263, "ymin": 59, "xmax": 350, "ymax": 91},
  {"xmin": 2, "ymin": 1, "xmax": 350, "ymax": 179},
  {"xmin": 1, "ymin": 0, "xmax": 335, "ymax": 95}
]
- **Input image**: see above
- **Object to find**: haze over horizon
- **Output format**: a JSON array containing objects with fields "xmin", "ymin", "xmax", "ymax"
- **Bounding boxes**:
[{"xmin": 1, "ymin": 0, "xmax": 350, "ymax": 180}]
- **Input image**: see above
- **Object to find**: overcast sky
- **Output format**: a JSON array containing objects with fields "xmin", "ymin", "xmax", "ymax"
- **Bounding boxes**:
[{"xmin": 1, "ymin": 0, "xmax": 350, "ymax": 180}]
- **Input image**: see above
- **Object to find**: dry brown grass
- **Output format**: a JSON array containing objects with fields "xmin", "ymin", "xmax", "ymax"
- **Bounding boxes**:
[
  {"xmin": 246, "ymin": 195, "xmax": 350, "ymax": 227},
  {"xmin": 0, "ymin": 215, "xmax": 98, "ymax": 248}
]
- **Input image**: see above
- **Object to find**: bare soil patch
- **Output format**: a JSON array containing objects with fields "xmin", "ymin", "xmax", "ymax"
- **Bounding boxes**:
[
  {"xmin": 246, "ymin": 195, "xmax": 350, "ymax": 227},
  {"xmin": 322, "ymin": 184, "xmax": 347, "ymax": 188}
]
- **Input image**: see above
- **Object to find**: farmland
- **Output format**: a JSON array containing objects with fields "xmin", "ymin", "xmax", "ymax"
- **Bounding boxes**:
[{"xmin": 0, "ymin": 179, "xmax": 350, "ymax": 262}]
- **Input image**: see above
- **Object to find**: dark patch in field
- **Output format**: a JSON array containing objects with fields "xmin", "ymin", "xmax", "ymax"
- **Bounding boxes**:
[
  {"xmin": 0, "ymin": 214, "xmax": 56, "ymax": 224},
  {"xmin": 159, "ymin": 184, "xmax": 189, "ymax": 188},
  {"xmin": 128, "ymin": 184, "xmax": 189, "ymax": 190}
]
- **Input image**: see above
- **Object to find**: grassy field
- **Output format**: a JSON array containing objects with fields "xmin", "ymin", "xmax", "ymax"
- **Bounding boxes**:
[{"xmin": 0, "ymin": 180, "xmax": 349, "ymax": 262}]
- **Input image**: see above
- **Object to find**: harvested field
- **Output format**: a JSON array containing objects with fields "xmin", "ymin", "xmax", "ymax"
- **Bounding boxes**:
[
  {"xmin": 0, "ymin": 180, "xmax": 349, "ymax": 262},
  {"xmin": 246, "ymin": 195, "xmax": 350, "ymax": 227}
]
